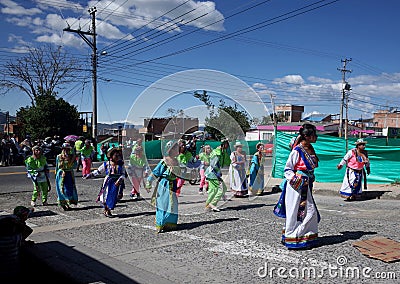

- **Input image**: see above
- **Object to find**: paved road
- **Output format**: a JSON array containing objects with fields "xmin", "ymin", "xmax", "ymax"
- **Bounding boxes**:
[{"xmin": 1, "ymin": 162, "xmax": 399, "ymax": 283}]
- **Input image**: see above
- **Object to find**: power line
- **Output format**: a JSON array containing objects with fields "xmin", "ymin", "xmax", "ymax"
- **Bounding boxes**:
[
  {"xmin": 100, "ymin": 0, "xmax": 340, "ymax": 73},
  {"xmin": 101, "ymin": 0, "xmax": 273, "ymax": 66},
  {"xmin": 101, "ymin": 0, "xmax": 192, "ymax": 53}
]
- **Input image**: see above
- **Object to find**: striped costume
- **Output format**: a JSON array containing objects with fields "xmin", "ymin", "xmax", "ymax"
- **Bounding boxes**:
[{"xmin": 274, "ymin": 144, "xmax": 320, "ymax": 249}]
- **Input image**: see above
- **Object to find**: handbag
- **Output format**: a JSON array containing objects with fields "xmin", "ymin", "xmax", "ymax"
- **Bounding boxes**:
[{"xmin": 273, "ymin": 179, "xmax": 287, "ymax": 218}]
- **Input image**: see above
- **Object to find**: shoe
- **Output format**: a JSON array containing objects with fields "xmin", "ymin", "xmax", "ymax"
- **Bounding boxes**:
[
  {"xmin": 130, "ymin": 193, "xmax": 135, "ymax": 199},
  {"xmin": 208, "ymin": 204, "xmax": 220, "ymax": 212},
  {"xmin": 43, "ymin": 201, "xmax": 48, "ymax": 206},
  {"xmin": 198, "ymin": 188, "xmax": 204, "ymax": 195},
  {"xmin": 31, "ymin": 201, "xmax": 36, "ymax": 207},
  {"xmin": 136, "ymin": 193, "xmax": 141, "ymax": 200},
  {"xmin": 76, "ymin": 169, "xmax": 81, "ymax": 172},
  {"xmin": 104, "ymin": 210, "xmax": 113, "ymax": 218}
]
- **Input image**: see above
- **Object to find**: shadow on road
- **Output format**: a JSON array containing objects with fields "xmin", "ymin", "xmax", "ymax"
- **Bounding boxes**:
[
  {"xmin": 359, "ymin": 190, "xmax": 392, "ymax": 201},
  {"xmin": 29, "ymin": 210, "xmax": 58, "ymax": 218},
  {"xmin": 223, "ymin": 203, "xmax": 271, "ymax": 211},
  {"xmin": 177, "ymin": 217, "xmax": 239, "ymax": 231},
  {"xmin": 178, "ymin": 200, "xmax": 205, "ymax": 205},
  {"xmin": 316, "ymin": 231, "xmax": 377, "ymax": 248},
  {"xmin": 18, "ymin": 241, "xmax": 138, "ymax": 284},
  {"xmin": 116, "ymin": 211, "xmax": 155, "ymax": 218}
]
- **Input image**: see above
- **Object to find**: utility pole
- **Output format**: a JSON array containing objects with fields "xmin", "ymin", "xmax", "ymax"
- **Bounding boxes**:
[
  {"xmin": 64, "ymin": 7, "xmax": 98, "ymax": 157},
  {"xmin": 6, "ymin": 111, "xmax": 10, "ymax": 136},
  {"xmin": 337, "ymin": 58, "xmax": 352, "ymax": 147},
  {"xmin": 270, "ymin": 93, "xmax": 277, "ymax": 177}
]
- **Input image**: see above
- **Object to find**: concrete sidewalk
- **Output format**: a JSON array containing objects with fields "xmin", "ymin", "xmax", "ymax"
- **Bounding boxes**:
[{"xmin": 9, "ymin": 175, "xmax": 400, "ymax": 283}]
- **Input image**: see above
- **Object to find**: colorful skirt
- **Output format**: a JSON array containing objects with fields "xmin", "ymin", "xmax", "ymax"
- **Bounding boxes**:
[
  {"xmin": 339, "ymin": 167, "xmax": 363, "ymax": 198},
  {"xmin": 55, "ymin": 170, "xmax": 78, "ymax": 207},
  {"xmin": 97, "ymin": 176, "xmax": 123, "ymax": 210},
  {"xmin": 155, "ymin": 179, "xmax": 178, "ymax": 230},
  {"xmin": 229, "ymin": 166, "xmax": 248, "ymax": 196},
  {"xmin": 275, "ymin": 179, "xmax": 319, "ymax": 249},
  {"xmin": 249, "ymin": 167, "xmax": 264, "ymax": 195}
]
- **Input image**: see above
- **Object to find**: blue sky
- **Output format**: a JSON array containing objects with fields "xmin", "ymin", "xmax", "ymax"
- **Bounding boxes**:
[{"xmin": 1, "ymin": 0, "xmax": 399, "ymax": 126}]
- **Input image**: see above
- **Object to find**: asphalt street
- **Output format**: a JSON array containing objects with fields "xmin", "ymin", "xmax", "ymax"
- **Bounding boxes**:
[{"xmin": 0, "ymin": 162, "xmax": 399, "ymax": 283}]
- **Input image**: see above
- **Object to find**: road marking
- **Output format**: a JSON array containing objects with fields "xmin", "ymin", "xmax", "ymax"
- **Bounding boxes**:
[
  {"xmin": 124, "ymin": 221, "xmax": 330, "ymax": 268},
  {"xmin": 27, "ymin": 209, "xmax": 330, "ymax": 268},
  {"xmin": 0, "ymin": 171, "xmax": 27, "ymax": 176}
]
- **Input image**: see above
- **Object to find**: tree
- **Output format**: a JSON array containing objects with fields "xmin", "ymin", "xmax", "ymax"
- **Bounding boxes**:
[
  {"xmin": 193, "ymin": 90, "xmax": 212, "ymax": 108},
  {"xmin": 0, "ymin": 45, "xmax": 79, "ymax": 106},
  {"xmin": 193, "ymin": 91, "xmax": 251, "ymax": 141},
  {"xmin": 17, "ymin": 94, "xmax": 80, "ymax": 140},
  {"xmin": 261, "ymin": 115, "xmax": 273, "ymax": 125},
  {"xmin": 205, "ymin": 101, "xmax": 251, "ymax": 141}
]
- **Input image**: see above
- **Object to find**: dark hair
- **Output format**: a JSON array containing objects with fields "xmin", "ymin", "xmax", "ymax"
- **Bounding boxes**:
[
  {"xmin": 220, "ymin": 139, "xmax": 229, "ymax": 146},
  {"xmin": 290, "ymin": 123, "xmax": 317, "ymax": 147},
  {"xmin": 299, "ymin": 124, "xmax": 316, "ymax": 138}
]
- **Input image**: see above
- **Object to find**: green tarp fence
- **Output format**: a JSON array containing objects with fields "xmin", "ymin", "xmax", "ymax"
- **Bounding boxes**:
[
  {"xmin": 272, "ymin": 132, "xmax": 400, "ymax": 184},
  {"xmin": 96, "ymin": 142, "xmax": 119, "ymax": 160},
  {"xmin": 141, "ymin": 140, "xmax": 268, "ymax": 159}
]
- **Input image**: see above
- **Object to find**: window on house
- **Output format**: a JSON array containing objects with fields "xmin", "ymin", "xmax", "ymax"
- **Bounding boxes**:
[
  {"xmin": 263, "ymin": 133, "xmax": 272, "ymax": 141},
  {"xmin": 282, "ymin": 111, "xmax": 291, "ymax": 121}
]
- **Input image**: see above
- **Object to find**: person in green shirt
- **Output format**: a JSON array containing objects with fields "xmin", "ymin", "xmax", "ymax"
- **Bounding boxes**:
[
  {"xmin": 74, "ymin": 136, "xmax": 84, "ymax": 172},
  {"xmin": 198, "ymin": 145, "xmax": 212, "ymax": 194},
  {"xmin": 80, "ymin": 139, "xmax": 95, "ymax": 176},
  {"xmin": 128, "ymin": 145, "xmax": 149, "ymax": 200},
  {"xmin": 25, "ymin": 145, "xmax": 50, "ymax": 207},
  {"xmin": 176, "ymin": 140, "xmax": 192, "ymax": 195},
  {"xmin": 204, "ymin": 140, "xmax": 230, "ymax": 211}
]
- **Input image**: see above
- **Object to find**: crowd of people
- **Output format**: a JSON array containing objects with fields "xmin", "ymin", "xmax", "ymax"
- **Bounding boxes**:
[
  {"xmin": 11, "ymin": 127, "xmax": 372, "ymax": 250},
  {"xmin": 0, "ymin": 134, "xmax": 64, "ymax": 167}
]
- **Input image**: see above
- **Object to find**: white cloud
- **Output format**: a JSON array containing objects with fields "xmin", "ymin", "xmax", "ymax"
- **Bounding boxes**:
[
  {"xmin": 307, "ymin": 76, "xmax": 333, "ymax": 84},
  {"xmin": 252, "ymin": 82, "xmax": 267, "ymax": 89},
  {"xmin": 2, "ymin": 0, "xmax": 225, "ymax": 55},
  {"xmin": 273, "ymin": 75, "xmax": 305, "ymax": 85},
  {"xmin": 6, "ymin": 16, "xmax": 33, "ymax": 27},
  {"xmin": 97, "ymin": 20, "xmax": 135, "ymax": 41},
  {"xmin": 34, "ymin": 0, "xmax": 84, "ymax": 12},
  {"xmin": 0, "ymin": 0, "xmax": 42, "ymax": 15},
  {"xmin": 303, "ymin": 111, "xmax": 322, "ymax": 117},
  {"xmin": 7, "ymin": 33, "xmax": 29, "ymax": 45},
  {"xmin": 88, "ymin": 0, "xmax": 225, "ymax": 32},
  {"xmin": 36, "ymin": 33, "xmax": 63, "ymax": 44}
]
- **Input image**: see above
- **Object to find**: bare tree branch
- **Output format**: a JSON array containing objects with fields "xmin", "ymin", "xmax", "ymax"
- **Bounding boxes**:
[{"xmin": 0, "ymin": 45, "xmax": 80, "ymax": 106}]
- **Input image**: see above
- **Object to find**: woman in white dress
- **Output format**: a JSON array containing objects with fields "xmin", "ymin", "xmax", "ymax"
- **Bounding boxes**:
[
  {"xmin": 229, "ymin": 141, "xmax": 248, "ymax": 197},
  {"xmin": 274, "ymin": 124, "xmax": 320, "ymax": 250},
  {"xmin": 337, "ymin": 138, "xmax": 370, "ymax": 201}
]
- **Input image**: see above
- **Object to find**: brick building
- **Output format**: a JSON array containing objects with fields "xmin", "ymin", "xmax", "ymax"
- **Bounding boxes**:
[
  {"xmin": 275, "ymin": 104, "xmax": 304, "ymax": 122},
  {"xmin": 373, "ymin": 109, "xmax": 400, "ymax": 128},
  {"xmin": 140, "ymin": 117, "xmax": 199, "ymax": 140}
]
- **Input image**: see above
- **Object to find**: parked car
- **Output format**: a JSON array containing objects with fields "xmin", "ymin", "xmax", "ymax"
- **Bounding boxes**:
[{"xmin": 263, "ymin": 143, "xmax": 273, "ymax": 155}]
